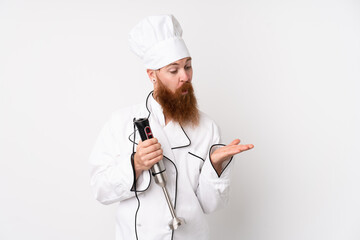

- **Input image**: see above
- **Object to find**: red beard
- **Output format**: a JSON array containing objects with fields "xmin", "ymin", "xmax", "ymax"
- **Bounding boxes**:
[{"xmin": 154, "ymin": 80, "xmax": 200, "ymax": 127}]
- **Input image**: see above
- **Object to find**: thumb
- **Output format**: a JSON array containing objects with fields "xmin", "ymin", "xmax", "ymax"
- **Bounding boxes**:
[{"xmin": 229, "ymin": 139, "xmax": 240, "ymax": 146}]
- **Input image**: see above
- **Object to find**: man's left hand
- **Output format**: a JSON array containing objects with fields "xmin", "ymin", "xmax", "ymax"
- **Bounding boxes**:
[{"xmin": 210, "ymin": 139, "xmax": 254, "ymax": 175}]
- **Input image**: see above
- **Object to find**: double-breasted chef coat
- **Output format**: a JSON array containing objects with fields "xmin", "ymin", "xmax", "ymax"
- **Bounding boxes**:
[{"xmin": 89, "ymin": 92, "xmax": 233, "ymax": 240}]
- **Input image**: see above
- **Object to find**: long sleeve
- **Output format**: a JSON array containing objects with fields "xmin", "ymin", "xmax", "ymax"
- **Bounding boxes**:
[
  {"xmin": 195, "ymin": 122, "xmax": 233, "ymax": 214},
  {"xmin": 89, "ymin": 115, "xmax": 150, "ymax": 205}
]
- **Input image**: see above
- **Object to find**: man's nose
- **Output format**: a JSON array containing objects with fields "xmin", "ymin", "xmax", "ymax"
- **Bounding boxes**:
[{"xmin": 180, "ymin": 69, "xmax": 190, "ymax": 82}]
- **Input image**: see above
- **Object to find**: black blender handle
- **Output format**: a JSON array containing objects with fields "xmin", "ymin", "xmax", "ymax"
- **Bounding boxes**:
[{"xmin": 134, "ymin": 118, "xmax": 154, "ymax": 141}]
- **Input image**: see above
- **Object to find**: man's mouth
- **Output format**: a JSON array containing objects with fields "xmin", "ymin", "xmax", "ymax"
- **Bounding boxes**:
[{"xmin": 181, "ymin": 89, "xmax": 188, "ymax": 95}]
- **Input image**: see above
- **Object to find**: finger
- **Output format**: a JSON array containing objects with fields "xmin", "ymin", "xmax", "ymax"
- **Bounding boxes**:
[
  {"xmin": 238, "ymin": 144, "xmax": 254, "ymax": 153},
  {"xmin": 142, "ymin": 143, "xmax": 162, "ymax": 154},
  {"xmin": 139, "ymin": 143, "xmax": 161, "ymax": 158},
  {"xmin": 140, "ymin": 138, "xmax": 158, "ymax": 147},
  {"xmin": 233, "ymin": 144, "xmax": 254, "ymax": 152},
  {"xmin": 139, "ymin": 140, "xmax": 160, "ymax": 152},
  {"xmin": 238, "ymin": 144, "xmax": 254, "ymax": 152},
  {"xmin": 149, "ymin": 154, "xmax": 164, "ymax": 165},
  {"xmin": 223, "ymin": 144, "xmax": 254, "ymax": 155},
  {"xmin": 142, "ymin": 154, "xmax": 164, "ymax": 169},
  {"xmin": 228, "ymin": 139, "xmax": 240, "ymax": 146},
  {"xmin": 143, "ymin": 148, "xmax": 163, "ymax": 161}
]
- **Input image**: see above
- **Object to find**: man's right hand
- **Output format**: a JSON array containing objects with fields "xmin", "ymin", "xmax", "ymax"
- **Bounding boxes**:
[{"xmin": 134, "ymin": 138, "xmax": 163, "ymax": 179}]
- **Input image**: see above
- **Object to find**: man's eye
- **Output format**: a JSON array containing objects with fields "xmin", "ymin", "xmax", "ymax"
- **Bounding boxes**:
[
  {"xmin": 169, "ymin": 70, "xmax": 178, "ymax": 74},
  {"xmin": 185, "ymin": 65, "xmax": 192, "ymax": 70}
]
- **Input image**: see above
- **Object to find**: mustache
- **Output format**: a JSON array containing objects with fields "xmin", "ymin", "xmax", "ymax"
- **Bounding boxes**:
[
  {"xmin": 173, "ymin": 82, "xmax": 193, "ymax": 98},
  {"xmin": 178, "ymin": 82, "xmax": 191, "ymax": 92}
]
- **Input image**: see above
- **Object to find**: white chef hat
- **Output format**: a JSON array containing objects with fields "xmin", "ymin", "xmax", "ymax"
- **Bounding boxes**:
[{"xmin": 128, "ymin": 14, "xmax": 191, "ymax": 70}]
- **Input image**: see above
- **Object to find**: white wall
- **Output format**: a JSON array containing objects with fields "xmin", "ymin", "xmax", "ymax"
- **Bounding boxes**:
[{"xmin": 1, "ymin": 0, "xmax": 359, "ymax": 239}]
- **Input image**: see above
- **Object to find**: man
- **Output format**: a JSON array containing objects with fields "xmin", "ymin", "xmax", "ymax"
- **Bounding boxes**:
[{"xmin": 89, "ymin": 14, "xmax": 254, "ymax": 240}]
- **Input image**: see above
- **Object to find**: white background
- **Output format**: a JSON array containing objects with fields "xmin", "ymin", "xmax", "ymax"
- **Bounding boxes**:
[{"xmin": 1, "ymin": 0, "xmax": 359, "ymax": 239}]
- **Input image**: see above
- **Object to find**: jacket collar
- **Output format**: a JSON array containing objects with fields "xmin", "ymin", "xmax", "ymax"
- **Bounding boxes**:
[{"xmin": 129, "ymin": 91, "xmax": 191, "ymax": 152}]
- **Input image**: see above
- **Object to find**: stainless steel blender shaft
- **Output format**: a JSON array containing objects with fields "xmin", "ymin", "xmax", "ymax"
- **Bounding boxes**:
[
  {"xmin": 151, "ymin": 163, "xmax": 185, "ymax": 230},
  {"xmin": 161, "ymin": 185, "xmax": 185, "ymax": 230},
  {"xmin": 134, "ymin": 118, "xmax": 185, "ymax": 230}
]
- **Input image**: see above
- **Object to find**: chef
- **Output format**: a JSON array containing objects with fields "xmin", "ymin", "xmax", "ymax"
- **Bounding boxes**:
[{"xmin": 89, "ymin": 14, "xmax": 254, "ymax": 240}]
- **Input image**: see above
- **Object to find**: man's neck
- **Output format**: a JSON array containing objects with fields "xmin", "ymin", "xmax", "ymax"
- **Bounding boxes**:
[{"xmin": 164, "ymin": 116, "xmax": 172, "ymax": 126}]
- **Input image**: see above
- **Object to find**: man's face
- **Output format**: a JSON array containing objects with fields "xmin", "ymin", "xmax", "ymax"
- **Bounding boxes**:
[
  {"xmin": 155, "ymin": 57, "xmax": 193, "ymax": 93},
  {"xmin": 151, "ymin": 57, "xmax": 199, "ymax": 126}
]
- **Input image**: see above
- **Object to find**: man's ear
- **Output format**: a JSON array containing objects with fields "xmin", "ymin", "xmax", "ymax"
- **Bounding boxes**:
[{"xmin": 146, "ymin": 69, "xmax": 156, "ymax": 83}]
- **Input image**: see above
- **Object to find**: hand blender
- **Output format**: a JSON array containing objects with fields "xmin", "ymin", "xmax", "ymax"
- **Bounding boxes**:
[{"xmin": 134, "ymin": 118, "xmax": 185, "ymax": 230}]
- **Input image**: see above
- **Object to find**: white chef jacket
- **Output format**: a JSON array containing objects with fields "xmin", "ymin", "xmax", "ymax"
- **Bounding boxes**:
[{"xmin": 89, "ymin": 92, "xmax": 233, "ymax": 240}]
